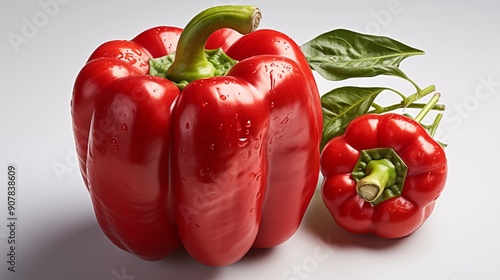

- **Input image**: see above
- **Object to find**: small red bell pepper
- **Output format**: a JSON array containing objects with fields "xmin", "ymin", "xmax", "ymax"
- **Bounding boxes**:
[
  {"xmin": 320, "ymin": 97, "xmax": 447, "ymax": 239},
  {"xmin": 71, "ymin": 5, "xmax": 322, "ymax": 266}
]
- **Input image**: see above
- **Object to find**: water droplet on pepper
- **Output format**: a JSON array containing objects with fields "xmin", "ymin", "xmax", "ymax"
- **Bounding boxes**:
[{"xmin": 238, "ymin": 137, "xmax": 248, "ymax": 147}]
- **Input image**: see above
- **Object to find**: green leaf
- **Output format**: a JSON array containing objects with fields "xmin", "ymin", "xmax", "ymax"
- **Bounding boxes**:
[
  {"xmin": 301, "ymin": 29, "xmax": 424, "ymax": 82},
  {"xmin": 321, "ymin": 86, "xmax": 388, "ymax": 149}
]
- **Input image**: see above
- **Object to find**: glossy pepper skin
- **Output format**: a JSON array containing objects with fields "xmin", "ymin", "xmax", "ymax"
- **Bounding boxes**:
[
  {"xmin": 71, "ymin": 6, "xmax": 322, "ymax": 266},
  {"xmin": 320, "ymin": 113, "xmax": 447, "ymax": 239}
]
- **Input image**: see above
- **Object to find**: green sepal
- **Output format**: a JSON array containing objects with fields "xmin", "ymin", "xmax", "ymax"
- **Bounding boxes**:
[
  {"xmin": 148, "ymin": 48, "xmax": 238, "ymax": 89},
  {"xmin": 205, "ymin": 48, "xmax": 238, "ymax": 76}
]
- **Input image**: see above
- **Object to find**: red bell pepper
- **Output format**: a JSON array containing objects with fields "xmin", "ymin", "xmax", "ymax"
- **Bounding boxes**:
[
  {"xmin": 320, "ymin": 97, "xmax": 447, "ymax": 239},
  {"xmin": 71, "ymin": 5, "xmax": 322, "ymax": 266}
]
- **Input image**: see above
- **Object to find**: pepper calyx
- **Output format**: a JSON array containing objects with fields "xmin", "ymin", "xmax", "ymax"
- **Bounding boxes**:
[
  {"xmin": 351, "ymin": 147, "xmax": 408, "ymax": 205},
  {"xmin": 149, "ymin": 48, "xmax": 238, "ymax": 89}
]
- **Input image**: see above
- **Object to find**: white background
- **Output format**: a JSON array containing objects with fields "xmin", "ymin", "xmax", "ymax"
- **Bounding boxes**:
[{"xmin": 1, "ymin": 0, "xmax": 499, "ymax": 279}]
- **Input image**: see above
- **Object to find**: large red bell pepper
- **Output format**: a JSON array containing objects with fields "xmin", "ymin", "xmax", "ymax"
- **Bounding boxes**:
[{"xmin": 71, "ymin": 5, "xmax": 322, "ymax": 266}]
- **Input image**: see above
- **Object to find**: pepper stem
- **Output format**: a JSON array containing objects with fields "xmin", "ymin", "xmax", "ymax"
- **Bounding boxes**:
[
  {"xmin": 356, "ymin": 159, "xmax": 397, "ymax": 203},
  {"xmin": 414, "ymin": 92, "xmax": 441, "ymax": 123},
  {"xmin": 166, "ymin": 5, "xmax": 261, "ymax": 83}
]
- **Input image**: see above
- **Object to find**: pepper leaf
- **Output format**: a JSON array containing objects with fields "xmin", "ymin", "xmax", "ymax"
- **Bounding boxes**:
[
  {"xmin": 301, "ymin": 29, "xmax": 424, "ymax": 82},
  {"xmin": 321, "ymin": 86, "xmax": 389, "ymax": 149}
]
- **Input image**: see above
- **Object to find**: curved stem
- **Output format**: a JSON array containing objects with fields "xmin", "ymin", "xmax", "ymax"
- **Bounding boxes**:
[
  {"xmin": 404, "ymin": 75, "xmax": 423, "ymax": 95},
  {"xmin": 167, "ymin": 5, "xmax": 261, "ymax": 83},
  {"xmin": 391, "ymin": 88, "xmax": 408, "ymax": 101}
]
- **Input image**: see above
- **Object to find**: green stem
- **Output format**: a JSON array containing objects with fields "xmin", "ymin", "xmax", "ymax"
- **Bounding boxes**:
[
  {"xmin": 166, "ymin": 5, "xmax": 261, "ymax": 83},
  {"xmin": 371, "ymin": 102, "xmax": 384, "ymax": 111},
  {"xmin": 352, "ymin": 148, "xmax": 407, "ymax": 205},
  {"xmin": 390, "ymin": 88, "xmax": 409, "ymax": 101},
  {"xmin": 423, "ymin": 113, "xmax": 443, "ymax": 138},
  {"xmin": 400, "ymin": 72, "xmax": 423, "ymax": 94},
  {"xmin": 367, "ymin": 85, "xmax": 439, "ymax": 114},
  {"xmin": 414, "ymin": 92, "xmax": 441, "ymax": 123},
  {"xmin": 369, "ymin": 102, "xmax": 445, "ymax": 114},
  {"xmin": 356, "ymin": 159, "xmax": 397, "ymax": 203},
  {"xmin": 402, "ymin": 84, "xmax": 435, "ymax": 107}
]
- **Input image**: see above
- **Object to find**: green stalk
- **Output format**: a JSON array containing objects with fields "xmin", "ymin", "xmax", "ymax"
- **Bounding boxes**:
[
  {"xmin": 356, "ymin": 159, "xmax": 397, "ymax": 203},
  {"xmin": 424, "ymin": 113, "xmax": 443, "ymax": 138},
  {"xmin": 369, "ymin": 102, "xmax": 445, "ymax": 115},
  {"xmin": 351, "ymin": 148, "xmax": 408, "ymax": 205},
  {"xmin": 403, "ymin": 84, "xmax": 436, "ymax": 107},
  {"xmin": 414, "ymin": 92, "xmax": 441, "ymax": 123},
  {"xmin": 368, "ymin": 85, "xmax": 438, "ymax": 114},
  {"xmin": 166, "ymin": 5, "xmax": 261, "ymax": 83}
]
